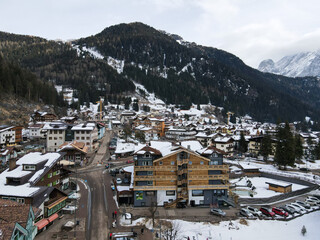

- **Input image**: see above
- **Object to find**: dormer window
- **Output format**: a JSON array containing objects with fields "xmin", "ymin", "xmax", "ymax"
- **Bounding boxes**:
[{"xmin": 23, "ymin": 165, "xmax": 36, "ymax": 171}]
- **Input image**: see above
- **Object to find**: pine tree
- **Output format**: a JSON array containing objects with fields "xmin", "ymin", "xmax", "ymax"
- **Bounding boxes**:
[
  {"xmin": 294, "ymin": 134, "xmax": 303, "ymax": 161},
  {"xmin": 239, "ymin": 132, "xmax": 248, "ymax": 153},
  {"xmin": 275, "ymin": 122, "xmax": 295, "ymax": 168},
  {"xmin": 301, "ymin": 225, "xmax": 306, "ymax": 236},
  {"xmin": 312, "ymin": 141, "xmax": 320, "ymax": 160},
  {"xmin": 260, "ymin": 134, "xmax": 272, "ymax": 161}
]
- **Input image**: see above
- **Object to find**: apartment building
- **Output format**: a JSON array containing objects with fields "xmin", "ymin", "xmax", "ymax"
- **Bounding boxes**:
[
  {"xmin": 0, "ymin": 125, "xmax": 15, "ymax": 146},
  {"xmin": 44, "ymin": 122, "xmax": 68, "ymax": 152},
  {"xmin": 72, "ymin": 123, "xmax": 98, "ymax": 151},
  {"xmin": 133, "ymin": 142, "xmax": 229, "ymax": 207}
]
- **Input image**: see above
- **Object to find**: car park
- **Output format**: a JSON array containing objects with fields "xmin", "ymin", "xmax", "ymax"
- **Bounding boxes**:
[
  {"xmin": 272, "ymin": 207, "xmax": 289, "ymax": 217},
  {"xmin": 295, "ymin": 200, "xmax": 311, "ymax": 209},
  {"xmin": 116, "ymin": 178, "xmax": 122, "ymax": 184},
  {"xmin": 246, "ymin": 206, "xmax": 263, "ymax": 217},
  {"xmin": 260, "ymin": 207, "xmax": 275, "ymax": 217},
  {"xmin": 240, "ymin": 208, "xmax": 254, "ymax": 218},
  {"xmin": 210, "ymin": 208, "xmax": 226, "ymax": 217}
]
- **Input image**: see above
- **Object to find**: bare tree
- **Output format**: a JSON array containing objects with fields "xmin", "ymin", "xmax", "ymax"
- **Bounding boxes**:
[
  {"xmin": 148, "ymin": 200, "xmax": 158, "ymax": 228},
  {"xmin": 161, "ymin": 221, "xmax": 181, "ymax": 240}
]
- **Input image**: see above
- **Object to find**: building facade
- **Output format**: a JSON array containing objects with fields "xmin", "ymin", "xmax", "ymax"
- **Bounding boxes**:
[{"xmin": 133, "ymin": 146, "xmax": 229, "ymax": 207}]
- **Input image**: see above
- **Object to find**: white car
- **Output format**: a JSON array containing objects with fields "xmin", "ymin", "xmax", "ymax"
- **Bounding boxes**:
[
  {"xmin": 290, "ymin": 203, "xmax": 305, "ymax": 212},
  {"xmin": 246, "ymin": 206, "xmax": 263, "ymax": 217},
  {"xmin": 116, "ymin": 178, "xmax": 122, "ymax": 184},
  {"xmin": 305, "ymin": 199, "xmax": 318, "ymax": 206},
  {"xmin": 306, "ymin": 196, "xmax": 320, "ymax": 204},
  {"xmin": 240, "ymin": 208, "xmax": 254, "ymax": 218}
]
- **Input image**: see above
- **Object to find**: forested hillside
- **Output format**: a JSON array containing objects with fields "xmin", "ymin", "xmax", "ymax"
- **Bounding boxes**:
[{"xmin": 1, "ymin": 23, "xmax": 320, "ymax": 122}]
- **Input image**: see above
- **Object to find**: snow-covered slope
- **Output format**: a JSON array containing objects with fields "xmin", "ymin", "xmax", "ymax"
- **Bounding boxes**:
[{"xmin": 258, "ymin": 50, "xmax": 320, "ymax": 77}]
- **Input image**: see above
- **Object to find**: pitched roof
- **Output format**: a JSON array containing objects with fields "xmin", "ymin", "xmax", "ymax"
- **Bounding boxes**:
[{"xmin": 135, "ymin": 146, "xmax": 162, "ymax": 156}]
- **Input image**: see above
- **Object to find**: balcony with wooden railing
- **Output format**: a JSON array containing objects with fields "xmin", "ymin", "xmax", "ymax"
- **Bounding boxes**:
[
  {"xmin": 188, "ymin": 184, "xmax": 230, "ymax": 190},
  {"xmin": 134, "ymin": 166, "xmax": 153, "ymax": 171},
  {"xmin": 135, "ymin": 175, "xmax": 177, "ymax": 181},
  {"xmin": 134, "ymin": 185, "xmax": 176, "ymax": 191},
  {"xmin": 188, "ymin": 174, "xmax": 229, "ymax": 181},
  {"xmin": 188, "ymin": 165, "xmax": 229, "ymax": 171}
]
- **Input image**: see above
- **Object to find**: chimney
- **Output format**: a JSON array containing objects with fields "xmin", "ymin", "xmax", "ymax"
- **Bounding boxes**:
[
  {"xmin": 187, "ymin": 145, "xmax": 191, "ymax": 150},
  {"xmin": 9, "ymin": 158, "xmax": 16, "ymax": 171}
]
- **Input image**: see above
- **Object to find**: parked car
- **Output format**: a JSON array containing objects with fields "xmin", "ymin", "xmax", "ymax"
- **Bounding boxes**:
[
  {"xmin": 280, "ymin": 205, "xmax": 296, "ymax": 215},
  {"xmin": 260, "ymin": 207, "xmax": 275, "ymax": 217},
  {"xmin": 290, "ymin": 203, "xmax": 305, "ymax": 212},
  {"xmin": 210, "ymin": 208, "xmax": 226, "ymax": 217},
  {"xmin": 246, "ymin": 206, "xmax": 263, "ymax": 217},
  {"xmin": 295, "ymin": 200, "xmax": 311, "ymax": 209},
  {"xmin": 305, "ymin": 199, "xmax": 318, "ymax": 206},
  {"xmin": 272, "ymin": 207, "xmax": 289, "ymax": 217},
  {"xmin": 306, "ymin": 196, "xmax": 320, "ymax": 204},
  {"xmin": 240, "ymin": 208, "xmax": 254, "ymax": 218},
  {"xmin": 105, "ymin": 164, "xmax": 109, "ymax": 169},
  {"xmin": 116, "ymin": 178, "xmax": 122, "ymax": 184}
]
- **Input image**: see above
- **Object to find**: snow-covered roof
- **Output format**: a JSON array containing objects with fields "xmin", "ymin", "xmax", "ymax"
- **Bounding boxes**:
[
  {"xmin": 71, "ymin": 123, "xmax": 96, "ymax": 131},
  {"xmin": 180, "ymin": 141, "xmax": 203, "ymax": 152}
]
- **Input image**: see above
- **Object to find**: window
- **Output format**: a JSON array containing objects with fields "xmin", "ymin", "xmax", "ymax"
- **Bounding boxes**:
[
  {"xmin": 10, "ymin": 197, "xmax": 17, "ymax": 201},
  {"xmin": 166, "ymin": 190, "xmax": 175, "ymax": 196},
  {"xmin": 17, "ymin": 198, "xmax": 25, "ymax": 203},
  {"xmin": 47, "ymin": 183, "xmax": 52, "ymax": 187},
  {"xmin": 147, "ymin": 171, "xmax": 153, "ymax": 175},
  {"xmin": 49, "ymin": 137, "xmax": 52, "ymax": 140},
  {"xmin": 2, "ymin": 197, "xmax": 8, "ymax": 200},
  {"xmin": 145, "ymin": 153, "xmax": 151, "ymax": 158},
  {"xmin": 48, "ymin": 173, "xmax": 52, "ymax": 178},
  {"xmin": 171, "ymin": 161, "xmax": 175, "ymax": 165},
  {"xmin": 200, "ymin": 161, "xmax": 204, "ymax": 165},
  {"xmin": 159, "ymin": 161, "xmax": 163, "ymax": 166},
  {"xmin": 147, "ymin": 181, "xmax": 153, "ymax": 185},
  {"xmin": 56, "ymin": 170, "xmax": 60, "ymax": 175},
  {"xmin": 23, "ymin": 165, "xmax": 36, "ymax": 171},
  {"xmin": 192, "ymin": 190, "xmax": 204, "ymax": 196},
  {"xmin": 189, "ymin": 161, "xmax": 192, "ymax": 165},
  {"xmin": 146, "ymin": 191, "xmax": 155, "ymax": 196}
]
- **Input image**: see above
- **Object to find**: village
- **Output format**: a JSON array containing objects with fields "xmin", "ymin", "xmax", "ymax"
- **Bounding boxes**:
[{"xmin": 0, "ymin": 88, "xmax": 320, "ymax": 240}]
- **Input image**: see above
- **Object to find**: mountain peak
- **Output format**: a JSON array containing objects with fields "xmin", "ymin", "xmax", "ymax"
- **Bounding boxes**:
[{"xmin": 258, "ymin": 50, "xmax": 320, "ymax": 77}]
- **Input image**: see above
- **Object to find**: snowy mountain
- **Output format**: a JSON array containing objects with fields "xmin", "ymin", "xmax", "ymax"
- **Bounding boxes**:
[{"xmin": 258, "ymin": 50, "xmax": 320, "ymax": 77}]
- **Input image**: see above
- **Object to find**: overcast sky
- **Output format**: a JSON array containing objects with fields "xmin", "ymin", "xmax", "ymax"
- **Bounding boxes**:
[{"xmin": 1, "ymin": 0, "xmax": 320, "ymax": 67}]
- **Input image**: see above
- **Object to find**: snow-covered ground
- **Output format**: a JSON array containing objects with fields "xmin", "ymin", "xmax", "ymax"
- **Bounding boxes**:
[
  {"xmin": 231, "ymin": 177, "xmax": 308, "ymax": 198},
  {"xmin": 125, "ymin": 211, "xmax": 320, "ymax": 240}
]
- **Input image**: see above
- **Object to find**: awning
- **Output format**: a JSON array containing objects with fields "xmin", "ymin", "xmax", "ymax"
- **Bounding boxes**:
[
  {"xmin": 35, "ymin": 219, "xmax": 49, "ymax": 230},
  {"xmin": 48, "ymin": 213, "xmax": 59, "ymax": 223}
]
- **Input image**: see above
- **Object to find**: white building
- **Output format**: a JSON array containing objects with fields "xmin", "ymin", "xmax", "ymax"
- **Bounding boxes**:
[
  {"xmin": 72, "ymin": 123, "xmax": 98, "ymax": 151},
  {"xmin": 0, "ymin": 126, "xmax": 15, "ymax": 146},
  {"xmin": 44, "ymin": 122, "xmax": 68, "ymax": 152},
  {"xmin": 28, "ymin": 123, "xmax": 46, "ymax": 139}
]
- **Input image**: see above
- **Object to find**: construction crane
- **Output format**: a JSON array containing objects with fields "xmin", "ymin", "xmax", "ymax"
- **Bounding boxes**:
[{"xmin": 227, "ymin": 111, "xmax": 234, "ymax": 125}]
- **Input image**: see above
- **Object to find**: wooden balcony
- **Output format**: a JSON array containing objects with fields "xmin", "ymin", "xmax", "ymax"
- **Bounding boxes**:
[
  {"xmin": 156, "ymin": 166, "xmax": 176, "ymax": 171},
  {"xmin": 188, "ymin": 174, "xmax": 229, "ymax": 180},
  {"xmin": 134, "ymin": 166, "xmax": 153, "ymax": 171},
  {"xmin": 135, "ymin": 175, "xmax": 177, "ymax": 181},
  {"xmin": 188, "ymin": 165, "xmax": 229, "ymax": 171},
  {"xmin": 134, "ymin": 185, "xmax": 176, "ymax": 191},
  {"xmin": 188, "ymin": 184, "xmax": 230, "ymax": 190}
]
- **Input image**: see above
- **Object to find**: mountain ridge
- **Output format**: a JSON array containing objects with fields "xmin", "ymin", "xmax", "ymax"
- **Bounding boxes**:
[
  {"xmin": 1, "ymin": 22, "xmax": 320, "ymax": 122},
  {"xmin": 258, "ymin": 50, "xmax": 320, "ymax": 77}
]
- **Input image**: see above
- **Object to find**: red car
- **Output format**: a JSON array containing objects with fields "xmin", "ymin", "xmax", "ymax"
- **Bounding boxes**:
[
  {"xmin": 126, "ymin": 159, "xmax": 134, "ymax": 164},
  {"xmin": 272, "ymin": 207, "xmax": 289, "ymax": 217},
  {"xmin": 260, "ymin": 207, "xmax": 275, "ymax": 217}
]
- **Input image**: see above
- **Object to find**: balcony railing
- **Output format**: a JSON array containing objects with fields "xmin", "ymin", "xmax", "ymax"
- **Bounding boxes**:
[
  {"xmin": 135, "ymin": 175, "xmax": 177, "ymax": 181},
  {"xmin": 188, "ymin": 165, "xmax": 229, "ymax": 170},
  {"xmin": 134, "ymin": 185, "xmax": 176, "ymax": 191},
  {"xmin": 188, "ymin": 175, "xmax": 229, "ymax": 180},
  {"xmin": 188, "ymin": 184, "xmax": 230, "ymax": 190},
  {"xmin": 134, "ymin": 166, "xmax": 153, "ymax": 171}
]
